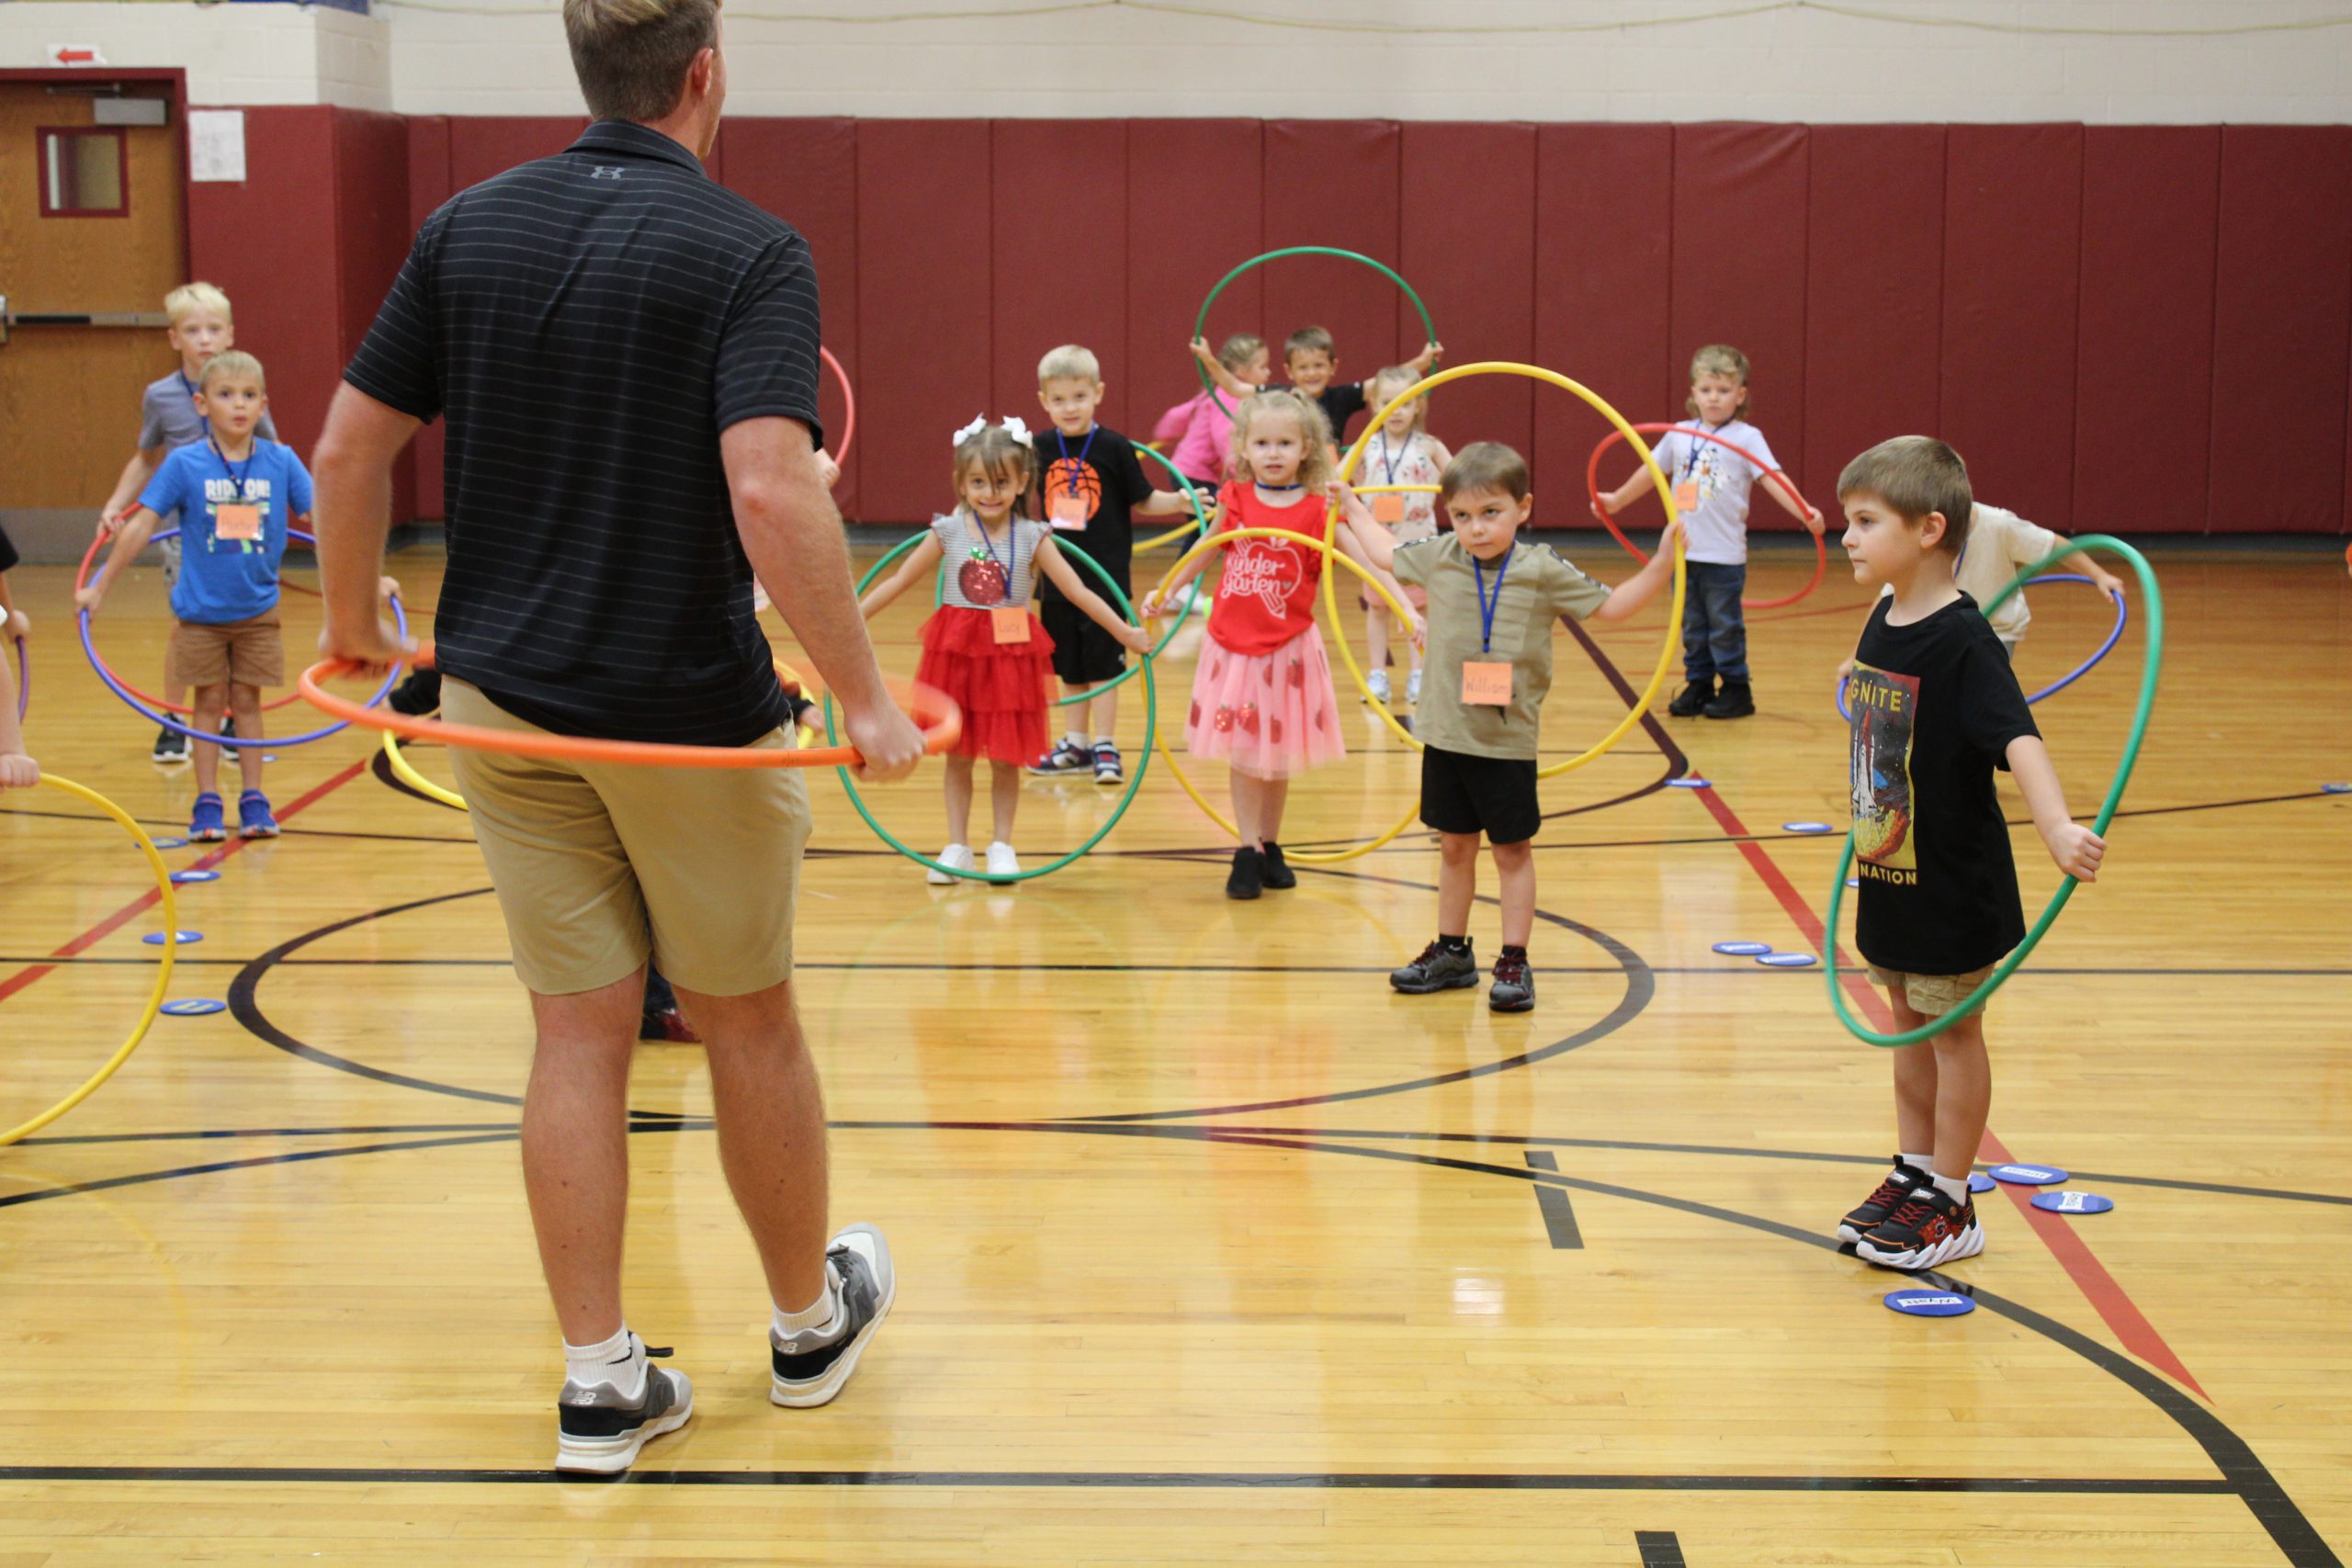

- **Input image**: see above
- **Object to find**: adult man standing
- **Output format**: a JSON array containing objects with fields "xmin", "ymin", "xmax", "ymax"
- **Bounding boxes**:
[{"xmin": 311, "ymin": 0, "xmax": 923, "ymax": 1474}]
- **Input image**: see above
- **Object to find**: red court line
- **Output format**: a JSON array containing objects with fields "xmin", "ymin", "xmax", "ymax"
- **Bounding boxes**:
[
  {"xmin": 0, "ymin": 761, "xmax": 369, "ymax": 1010},
  {"xmin": 1685, "ymin": 782, "xmax": 2208, "ymax": 1401}
]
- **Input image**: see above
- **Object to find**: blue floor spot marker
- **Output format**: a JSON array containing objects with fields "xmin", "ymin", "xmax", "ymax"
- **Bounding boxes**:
[
  {"xmin": 1989, "ymin": 1163, "xmax": 2068, "ymax": 1186},
  {"xmin": 1666, "ymin": 777, "xmax": 1711, "ymax": 789},
  {"xmin": 1884, "ymin": 1288, "xmax": 1974, "ymax": 1318},
  {"xmin": 2030, "ymin": 1190, "xmax": 2115, "ymax": 1215},
  {"xmin": 169, "ymin": 868, "xmax": 220, "ymax": 885},
  {"xmin": 1783, "ymin": 821, "xmax": 1834, "ymax": 834},
  {"xmin": 1758, "ymin": 952, "xmax": 1818, "ymax": 967},
  {"xmin": 1846, "ymin": 877, "xmax": 1860, "ymax": 888},
  {"xmin": 2325, "ymin": 782, "xmax": 2351, "ymax": 794},
  {"xmin": 141, "ymin": 931, "xmax": 203, "ymax": 946},
  {"xmin": 160, "ymin": 998, "xmax": 227, "ymax": 1018},
  {"xmin": 149, "ymin": 836, "xmax": 188, "ymax": 851},
  {"xmin": 1968, "ymin": 1171, "xmax": 1997, "ymax": 1194},
  {"xmin": 1712, "ymin": 941, "xmax": 1772, "ymax": 956}
]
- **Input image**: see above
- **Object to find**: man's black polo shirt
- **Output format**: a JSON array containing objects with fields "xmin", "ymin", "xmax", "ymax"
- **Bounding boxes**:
[{"xmin": 345, "ymin": 120, "xmax": 821, "ymax": 746}]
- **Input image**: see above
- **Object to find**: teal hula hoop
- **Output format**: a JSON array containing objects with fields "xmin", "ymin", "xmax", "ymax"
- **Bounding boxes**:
[
  {"xmin": 827, "ymin": 528, "xmax": 1156, "ymax": 884},
  {"xmin": 1825, "ymin": 536, "xmax": 2163, "ymax": 1046},
  {"xmin": 1193, "ymin": 246, "xmax": 1439, "ymax": 416}
]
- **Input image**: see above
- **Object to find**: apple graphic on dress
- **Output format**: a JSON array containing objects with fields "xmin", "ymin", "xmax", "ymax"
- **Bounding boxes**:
[{"xmin": 959, "ymin": 556, "xmax": 1009, "ymax": 605}]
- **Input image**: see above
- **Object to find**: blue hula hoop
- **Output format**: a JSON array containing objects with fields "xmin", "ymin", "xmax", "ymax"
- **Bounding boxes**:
[
  {"xmin": 1837, "ymin": 573, "xmax": 2125, "ymax": 722},
  {"xmin": 81, "ymin": 527, "xmax": 406, "ymax": 747}
]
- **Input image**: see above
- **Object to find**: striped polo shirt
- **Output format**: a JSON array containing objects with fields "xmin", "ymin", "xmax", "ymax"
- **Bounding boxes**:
[{"xmin": 343, "ymin": 119, "xmax": 822, "ymax": 746}]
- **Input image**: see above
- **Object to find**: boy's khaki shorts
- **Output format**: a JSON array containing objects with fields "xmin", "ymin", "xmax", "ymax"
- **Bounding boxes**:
[
  {"xmin": 443, "ymin": 678, "xmax": 811, "ymax": 998},
  {"xmin": 170, "ymin": 615, "xmax": 284, "ymax": 689},
  {"xmin": 1867, "ymin": 963, "xmax": 1996, "ymax": 1021}
]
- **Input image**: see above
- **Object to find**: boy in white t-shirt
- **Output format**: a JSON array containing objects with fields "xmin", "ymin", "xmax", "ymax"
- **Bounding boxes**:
[{"xmin": 1595, "ymin": 344, "xmax": 1823, "ymax": 719}]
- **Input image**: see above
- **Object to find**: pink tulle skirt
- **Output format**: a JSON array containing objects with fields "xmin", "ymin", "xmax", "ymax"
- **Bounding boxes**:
[
  {"xmin": 1182, "ymin": 624, "xmax": 1346, "ymax": 780},
  {"xmin": 917, "ymin": 606, "xmax": 1057, "ymax": 765}
]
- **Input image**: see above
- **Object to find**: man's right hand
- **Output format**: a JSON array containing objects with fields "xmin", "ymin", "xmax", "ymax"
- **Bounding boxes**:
[{"xmin": 842, "ymin": 698, "xmax": 923, "ymax": 784}]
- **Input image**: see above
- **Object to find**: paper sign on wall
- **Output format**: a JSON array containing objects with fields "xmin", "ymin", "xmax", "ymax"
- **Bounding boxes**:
[{"xmin": 188, "ymin": 109, "xmax": 246, "ymax": 183}]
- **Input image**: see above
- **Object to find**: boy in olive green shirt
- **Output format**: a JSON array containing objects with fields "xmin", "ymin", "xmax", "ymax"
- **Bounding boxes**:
[{"xmin": 1386, "ymin": 443, "xmax": 1681, "ymax": 1011}]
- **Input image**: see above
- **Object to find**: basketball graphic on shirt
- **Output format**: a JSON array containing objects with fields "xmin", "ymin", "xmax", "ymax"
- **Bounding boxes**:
[
  {"xmin": 1849, "ymin": 662, "xmax": 1918, "ymax": 871},
  {"xmin": 1042, "ymin": 458, "xmax": 1102, "ymax": 524},
  {"xmin": 958, "ymin": 556, "xmax": 1009, "ymax": 605}
]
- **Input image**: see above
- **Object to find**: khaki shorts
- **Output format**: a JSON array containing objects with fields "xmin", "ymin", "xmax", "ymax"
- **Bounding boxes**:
[
  {"xmin": 1867, "ymin": 963, "xmax": 1996, "ymax": 1021},
  {"xmin": 443, "ymin": 678, "xmax": 812, "ymax": 998},
  {"xmin": 170, "ymin": 614, "xmax": 284, "ymax": 689}
]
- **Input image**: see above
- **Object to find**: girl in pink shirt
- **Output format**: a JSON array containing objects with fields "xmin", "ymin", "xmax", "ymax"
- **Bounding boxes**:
[{"xmin": 1157, "ymin": 333, "xmax": 1271, "ymax": 491}]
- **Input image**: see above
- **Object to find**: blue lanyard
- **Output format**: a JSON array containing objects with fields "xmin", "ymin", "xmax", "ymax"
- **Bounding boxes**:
[
  {"xmin": 209, "ymin": 436, "xmax": 254, "ymax": 499},
  {"xmin": 1473, "ymin": 541, "xmax": 1515, "ymax": 655},
  {"xmin": 178, "ymin": 371, "xmax": 201, "ymax": 406},
  {"xmin": 972, "ymin": 513, "xmax": 1015, "ymax": 585},
  {"xmin": 1056, "ymin": 424, "xmax": 1099, "ymax": 492},
  {"xmin": 1375, "ymin": 432, "xmax": 1403, "ymax": 485},
  {"xmin": 1681, "ymin": 420, "xmax": 1734, "ymax": 482}
]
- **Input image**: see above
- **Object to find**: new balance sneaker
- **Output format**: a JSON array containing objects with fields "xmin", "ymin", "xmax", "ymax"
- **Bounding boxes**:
[
  {"xmin": 1856, "ymin": 1188, "xmax": 1984, "ymax": 1271},
  {"xmin": 555, "ymin": 1337, "xmax": 693, "ymax": 1475},
  {"xmin": 1365, "ymin": 669, "xmax": 1392, "ymax": 705},
  {"xmin": 927, "ymin": 843, "xmax": 974, "ymax": 886},
  {"xmin": 773, "ymin": 1223, "xmax": 896, "ymax": 1408},
  {"xmin": 188, "ymin": 792, "xmax": 227, "ymax": 843},
  {"xmin": 1091, "ymin": 742, "xmax": 1124, "ymax": 784},
  {"xmin": 1405, "ymin": 668, "xmax": 1422, "ymax": 705},
  {"xmin": 1390, "ymin": 941, "xmax": 1478, "ymax": 995},
  {"xmin": 152, "ymin": 726, "xmax": 188, "ymax": 764},
  {"xmin": 1260, "ymin": 840, "xmax": 1296, "ymax": 890},
  {"xmin": 984, "ymin": 841, "xmax": 1021, "ymax": 881},
  {"xmin": 1027, "ymin": 740, "xmax": 1091, "ymax": 777},
  {"xmin": 1838, "ymin": 1157, "xmax": 1930, "ymax": 1245},
  {"xmin": 1487, "ymin": 951, "xmax": 1535, "ymax": 1012},
  {"xmin": 237, "ymin": 790, "xmax": 279, "ymax": 839},
  {"xmin": 1667, "ymin": 678, "xmax": 1715, "ymax": 718}
]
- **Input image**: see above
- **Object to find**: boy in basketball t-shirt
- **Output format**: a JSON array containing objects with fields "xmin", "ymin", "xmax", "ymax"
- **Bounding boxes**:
[{"xmin": 1832, "ymin": 436, "xmax": 2107, "ymax": 1272}]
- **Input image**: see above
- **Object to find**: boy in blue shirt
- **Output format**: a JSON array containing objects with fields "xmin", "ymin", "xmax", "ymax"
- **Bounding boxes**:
[{"xmin": 81, "ymin": 351, "xmax": 333, "ymax": 840}]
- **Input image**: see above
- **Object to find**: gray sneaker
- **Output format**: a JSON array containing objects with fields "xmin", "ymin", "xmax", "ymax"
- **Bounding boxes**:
[
  {"xmin": 554, "ymin": 1336, "xmax": 693, "ymax": 1475},
  {"xmin": 1389, "ymin": 941, "xmax": 1478, "ymax": 995},
  {"xmin": 772, "ymin": 1223, "xmax": 896, "ymax": 1408},
  {"xmin": 1487, "ymin": 951, "xmax": 1535, "ymax": 1013}
]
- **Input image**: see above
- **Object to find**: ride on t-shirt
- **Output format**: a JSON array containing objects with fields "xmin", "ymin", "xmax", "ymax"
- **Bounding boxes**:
[
  {"xmin": 1646, "ymin": 418, "xmax": 1777, "ymax": 566},
  {"xmin": 1848, "ymin": 592, "xmax": 2041, "ymax": 976},
  {"xmin": 1035, "ymin": 423, "xmax": 1155, "ymax": 604},
  {"xmin": 137, "ymin": 439, "xmax": 308, "ymax": 624},
  {"xmin": 1392, "ymin": 535, "xmax": 1611, "ymax": 761},
  {"xmin": 1203, "ymin": 482, "xmax": 1329, "ymax": 656},
  {"xmin": 138, "ymin": 370, "xmax": 279, "ymax": 466}
]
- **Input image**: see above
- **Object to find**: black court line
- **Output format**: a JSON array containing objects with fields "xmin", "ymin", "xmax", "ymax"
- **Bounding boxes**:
[
  {"xmin": 1523, "ymin": 1150, "xmax": 1584, "ymax": 1248},
  {"xmin": 1636, "ymin": 1530, "xmax": 1687, "ymax": 1568}
]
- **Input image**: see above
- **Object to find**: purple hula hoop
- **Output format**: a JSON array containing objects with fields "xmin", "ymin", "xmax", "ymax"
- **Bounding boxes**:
[{"xmin": 1836, "ymin": 573, "xmax": 2127, "ymax": 723}]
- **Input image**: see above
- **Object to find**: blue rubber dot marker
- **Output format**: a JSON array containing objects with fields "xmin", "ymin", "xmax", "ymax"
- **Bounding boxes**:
[
  {"xmin": 169, "ymin": 868, "xmax": 220, "ymax": 885},
  {"xmin": 1968, "ymin": 1171, "xmax": 1997, "ymax": 1194},
  {"xmin": 1783, "ymin": 821, "xmax": 1835, "ymax": 834},
  {"xmin": 141, "ymin": 931, "xmax": 203, "ymax": 946},
  {"xmin": 160, "ymin": 998, "xmax": 228, "ymax": 1018},
  {"xmin": 150, "ymin": 836, "xmax": 188, "ymax": 851},
  {"xmin": 2030, "ymin": 1190, "xmax": 2115, "ymax": 1215},
  {"xmin": 1758, "ymin": 952, "xmax": 1818, "ymax": 967},
  {"xmin": 1846, "ymin": 877, "xmax": 1860, "ymax": 889},
  {"xmin": 1990, "ymin": 1163, "xmax": 2068, "ymax": 1186},
  {"xmin": 1713, "ymin": 941, "xmax": 1772, "ymax": 956},
  {"xmin": 1884, "ymin": 1288, "xmax": 1975, "ymax": 1318},
  {"xmin": 2325, "ymin": 783, "xmax": 2351, "ymax": 795},
  {"xmin": 1666, "ymin": 777, "xmax": 1711, "ymax": 789}
]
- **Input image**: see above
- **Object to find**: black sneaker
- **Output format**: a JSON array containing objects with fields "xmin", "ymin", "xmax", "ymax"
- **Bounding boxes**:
[
  {"xmin": 387, "ymin": 669, "xmax": 443, "ymax": 716},
  {"xmin": 1702, "ymin": 679, "xmax": 1756, "ymax": 719},
  {"xmin": 217, "ymin": 716, "xmax": 240, "ymax": 761},
  {"xmin": 1226, "ymin": 846, "xmax": 1263, "ymax": 900},
  {"xmin": 773, "ymin": 1223, "xmax": 896, "ymax": 1408},
  {"xmin": 555, "ymin": 1337, "xmax": 693, "ymax": 1475},
  {"xmin": 152, "ymin": 726, "xmax": 188, "ymax": 764},
  {"xmin": 1667, "ymin": 678, "xmax": 1714, "ymax": 717},
  {"xmin": 1091, "ymin": 742, "xmax": 1124, "ymax": 785},
  {"xmin": 1838, "ymin": 1158, "xmax": 1929, "ymax": 1244},
  {"xmin": 1390, "ymin": 941, "xmax": 1478, "ymax": 995},
  {"xmin": 1488, "ymin": 951, "xmax": 1535, "ymax": 1012},
  {"xmin": 1027, "ymin": 739, "xmax": 1090, "ymax": 777},
  {"xmin": 1856, "ymin": 1188, "xmax": 1984, "ymax": 1272},
  {"xmin": 1260, "ymin": 840, "xmax": 1296, "ymax": 890}
]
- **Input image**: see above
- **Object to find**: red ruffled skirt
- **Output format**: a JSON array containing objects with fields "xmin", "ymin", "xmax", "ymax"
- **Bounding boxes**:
[{"xmin": 916, "ymin": 606, "xmax": 1058, "ymax": 765}]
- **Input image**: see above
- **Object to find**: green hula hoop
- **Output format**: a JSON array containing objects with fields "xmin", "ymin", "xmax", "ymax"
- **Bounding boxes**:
[
  {"xmin": 1825, "ymin": 536, "xmax": 2163, "ymax": 1045},
  {"xmin": 827, "ymin": 529, "xmax": 1156, "ymax": 884},
  {"xmin": 1194, "ymin": 246, "xmax": 1438, "ymax": 417}
]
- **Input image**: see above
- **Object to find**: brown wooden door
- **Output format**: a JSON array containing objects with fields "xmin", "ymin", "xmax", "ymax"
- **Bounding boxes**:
[{"xmin": 0, "ymin": 77, "xmax": 184, "ymax": 548}]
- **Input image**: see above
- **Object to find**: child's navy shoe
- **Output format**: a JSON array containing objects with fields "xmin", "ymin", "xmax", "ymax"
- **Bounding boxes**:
[
  {"xmin": 237, "ymin": 790, "xmax": 279, "ymax": 839},
  {"xmin": 188, "ymin": 793, "xmax": 228, "ymax": 842}
]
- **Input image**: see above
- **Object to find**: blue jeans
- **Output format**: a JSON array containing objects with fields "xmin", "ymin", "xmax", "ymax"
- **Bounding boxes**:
[{"xmin": 1681, "ymin": 560, "xmax": 1748, "ymax": 682}]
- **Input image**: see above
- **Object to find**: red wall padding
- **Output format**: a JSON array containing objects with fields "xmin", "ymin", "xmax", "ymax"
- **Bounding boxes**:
[
  {"xmin": 1941, "ymin": 125, "xmax": 2083, "ymax": 530},
  {"xmin": 194, "ymin": 115, "xmax": 2352, "ymax": 536},
  {"xmin": 2209, "ymin": 126, "xmax": 2352, "ymax": 536}
]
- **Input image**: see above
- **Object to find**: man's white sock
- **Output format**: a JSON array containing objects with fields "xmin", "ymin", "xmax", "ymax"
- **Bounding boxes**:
[
  {"xmin": 563, "ymin": 1326, "xmax": 646, "ymax": 1401},
  {"xmin": 774, "ymin": 1274, "xmax": 843, "ymax": 1343}
]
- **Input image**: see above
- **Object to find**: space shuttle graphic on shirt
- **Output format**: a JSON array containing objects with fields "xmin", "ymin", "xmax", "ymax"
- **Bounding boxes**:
[{"xmin": 1849, "ymin": 661, "xmax": 1918, "ymax": 876}]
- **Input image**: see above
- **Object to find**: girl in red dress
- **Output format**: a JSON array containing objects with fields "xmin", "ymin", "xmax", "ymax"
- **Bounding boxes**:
[{"xmin": 862, "ymin": 417, "xmax": 1149, "ymax": 885}]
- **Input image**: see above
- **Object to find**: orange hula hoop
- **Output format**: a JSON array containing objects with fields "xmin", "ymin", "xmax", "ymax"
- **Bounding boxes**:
[
  {"xmin": 300, "ymin": 645, "xmax": 958, "ymax": 769},
  {"xmin": 1587, "ymin": 422, "xmax": 1826, "ymax": 610}
]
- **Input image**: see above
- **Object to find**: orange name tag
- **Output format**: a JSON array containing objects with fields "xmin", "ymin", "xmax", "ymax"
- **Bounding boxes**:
[
  {"xmin": 1372, "ymin": 492, "xmax": 1406, "ymax": 525},
  {"xmin": 1673, "ymin": 481, "xmax": 1701, "ymax": 513},
  {"xmin": 215, "ymin": 502, "xmax": 262, "ymax": 541},
  {"xmin": 1048, "ymin": 490, "xmax": 1089, "ymax": 530},
  {"xmin": 990, "ymin": 606, "xmax": 1032, "ymax": 644},
  {"xmin": 1461, "ymin": 661, "xmax": 1513, "ymax": 706}
]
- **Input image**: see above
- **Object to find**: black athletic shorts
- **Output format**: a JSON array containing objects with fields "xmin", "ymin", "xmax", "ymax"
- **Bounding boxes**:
[
  {"xmin": 1419, "ymin": 744, "xmax": 1541, "ymax": 844},
  {"xmin": 1040, "ymin": 598, "xmax": 1127, "ymax": 686}
]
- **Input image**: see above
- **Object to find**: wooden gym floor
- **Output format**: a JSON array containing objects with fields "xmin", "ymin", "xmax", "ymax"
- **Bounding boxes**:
[{"xmin": 0, "ymin": 542, "xmax": 2346, "ymax": 1565}]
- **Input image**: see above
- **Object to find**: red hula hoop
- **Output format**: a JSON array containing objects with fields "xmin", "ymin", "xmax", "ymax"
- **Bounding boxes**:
[
  {"xmin": 76, "ymin": 530, "xmax": 314, "ymax": 714},
  {"xmin": 821, "ymin": 346, "xmax": 856, "ymax": 467},
  {"xmin": 1587, "ymin": 422, "xmax": 1826, "ymax": 610}
]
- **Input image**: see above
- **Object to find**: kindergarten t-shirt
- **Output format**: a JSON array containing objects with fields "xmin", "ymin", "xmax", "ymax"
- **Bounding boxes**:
[
  {"xmin": 1646, "ymin": 418, "xmax": 1776, "ymax": 567},
  {"xmin": 1034, "ymin": 423, "xmax": 1155, "ymax": 604},
  {"xmin": 137, "ymin": 439, "xmax": 309, "ymax": 624},
  {"xmin": 1203, "ymin": 482, "xmax": 1329, "ymax": 656},
  {"xmin": 1393, "ymin": 535, "xmax": 1611, "ymax": 761}
]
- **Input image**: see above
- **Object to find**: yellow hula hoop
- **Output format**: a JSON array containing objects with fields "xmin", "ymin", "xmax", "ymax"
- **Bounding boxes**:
[
  {"xmin": 1143, "ymin": 525, "xmax": 1424, "ymax": 864},
  {"xmin": 1136, "ymin": 497, "xmax": 1225, "ymax": 554},
  {"xmin": 1328, "ymin": 361, "xmax": 1686, "ymax": 779},
  {"xmin": 1353, "ymin": 483, "xmax": 1442, "ymax": 495},
  {"xmin": 1, "ymin": 774, "xmax": 178, "ymax": 1147}
]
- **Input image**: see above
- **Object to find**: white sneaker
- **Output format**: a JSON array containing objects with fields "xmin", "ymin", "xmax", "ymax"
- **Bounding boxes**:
[
  {"xmin": 1406, "ymin": 668, "xmax": 1422, "ymax": 704},
  {"xmin": 1366, "ymin": 669, "xmax": 1392, "ymax": 705},
  {"xmin": 985, "ymin": 841, "xmax": 1021, "ymax": 881},
  {"xmin": 928, "ymin": 842, "xmax": 973, "ymax": 885}
]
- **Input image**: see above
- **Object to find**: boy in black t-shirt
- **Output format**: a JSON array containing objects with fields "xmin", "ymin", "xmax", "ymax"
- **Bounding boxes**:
[
  {"xmin": 1832, "ymin": 436, "xmax": 2107, "ymax": 1272},
  {"xmin": 1027, "ymin": 344, "xmax": 1204, "ymax": 784}
]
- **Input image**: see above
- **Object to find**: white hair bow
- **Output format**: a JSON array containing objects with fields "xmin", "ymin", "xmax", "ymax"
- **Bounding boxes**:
[{"xmin": 952, "ymin": 414, "xmax": 1035, "ymax": 448}]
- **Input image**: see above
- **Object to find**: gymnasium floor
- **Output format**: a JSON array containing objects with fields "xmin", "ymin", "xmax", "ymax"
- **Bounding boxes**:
[{"xmin": 0, "ymin": 542, "xmax": 2346, "ymax": 1565}]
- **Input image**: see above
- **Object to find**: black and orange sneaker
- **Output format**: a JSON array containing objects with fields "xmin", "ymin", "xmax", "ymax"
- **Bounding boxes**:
[
  {"xmin": 1838, "ymin": 1157, "xmax": 1929, "ymax": 1245},
  {"xmin": 1856, "ymin": 1188, "xmax": 1984, "ymax": 1271}
]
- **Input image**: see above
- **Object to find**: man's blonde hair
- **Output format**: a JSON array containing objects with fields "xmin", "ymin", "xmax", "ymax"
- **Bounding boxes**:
[
  {"xmin": 1037, "ymin": 344, "xmax": 1101, "ymax": 386},
  {"xmin": 562, "ymin": 0, "xmax": 718, "ymax": 124},
  {"xmin": 197, "ymin": 349, "xmax": 266, "ymax": 392},
  {"xmin": 164, "ymin": 282, "xmax": 232, "ymax": 327},
  {"xmin": 1837, "ymin": 436, "xmax": 1973, "ymax": 557},
  {"xmin": 1228, "ymin": 389, "xmax": 1335, "ymax": 491}
]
